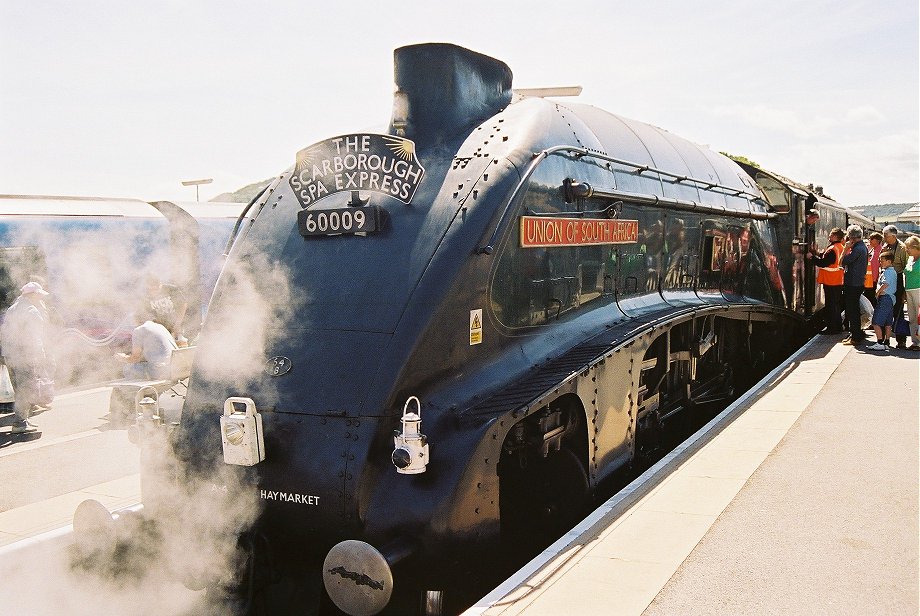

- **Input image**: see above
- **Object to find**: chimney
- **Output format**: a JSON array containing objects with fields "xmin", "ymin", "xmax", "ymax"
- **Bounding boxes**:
[{"xmin": 390, "ymin": 44, "xmax": 513, "ymax": 144}]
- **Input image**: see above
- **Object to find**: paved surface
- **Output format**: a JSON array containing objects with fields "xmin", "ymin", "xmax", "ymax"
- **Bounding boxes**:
[
  {"xmin": 0, "ymin": 385, "xmax": 158, "ymax": 546},
  {"xmin": 467, "ymin": 336, "xmax": 919, "ymax": 616}
]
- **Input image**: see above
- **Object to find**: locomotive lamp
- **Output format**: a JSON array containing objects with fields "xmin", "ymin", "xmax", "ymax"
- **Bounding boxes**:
[
  {"xmin": 392, "ymin": 396, "xmax": 429, "ymax": 474},
  {"xmin": 220, "ymin": 397, "xmax": 265, "ymax": 466}
]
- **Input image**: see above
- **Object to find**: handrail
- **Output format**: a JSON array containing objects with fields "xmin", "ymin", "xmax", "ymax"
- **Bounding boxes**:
[
  {"xmin": 554, "ymin": 146, "xmax": 762, "ymax": 199},
  {"xmin": 564, "ymin": 182, "xmax": 776, "ymax": 221},
  {"xmin": 479, "ymin": 146, "xmax": 768, "ymax": 255}
]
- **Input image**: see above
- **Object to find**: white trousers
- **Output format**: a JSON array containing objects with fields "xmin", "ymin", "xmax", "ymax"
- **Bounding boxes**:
[{"xmin": 906, "ymin": 288, "xmax": 920, "ymax": 346}]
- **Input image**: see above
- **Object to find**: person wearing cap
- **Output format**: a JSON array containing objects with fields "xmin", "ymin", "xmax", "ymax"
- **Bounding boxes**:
[
  {"xmin": 0, "ymin": 282, "xmax": 54, "ymax": 435},
  {"xmin": 882, "ymin": 225, "xmax": 908, "ymax": 348}
]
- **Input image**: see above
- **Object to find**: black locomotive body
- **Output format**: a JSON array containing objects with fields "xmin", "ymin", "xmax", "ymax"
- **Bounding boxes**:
[{"xmin": 150, "ymin": 44, "xmax": 819, "ymax": 614}]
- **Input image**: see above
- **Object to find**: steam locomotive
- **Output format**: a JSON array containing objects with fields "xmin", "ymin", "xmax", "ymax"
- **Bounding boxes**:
[{"xmin": 75, "ymin": 44, "xmax": 873, "ymax": 615}]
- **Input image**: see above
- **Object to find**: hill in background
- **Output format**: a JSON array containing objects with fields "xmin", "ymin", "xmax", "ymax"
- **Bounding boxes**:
[{"xmin": 210, "ymin": 179, "xmax": 273, "ymax": 203}]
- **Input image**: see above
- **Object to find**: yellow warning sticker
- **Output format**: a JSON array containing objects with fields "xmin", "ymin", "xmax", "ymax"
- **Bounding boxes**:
[{"xmin": 470, "ymin": 309, "xmax": 483, "ymax": 345}]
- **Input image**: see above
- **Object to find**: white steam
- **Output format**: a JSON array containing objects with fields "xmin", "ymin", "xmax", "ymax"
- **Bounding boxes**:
[
  {"xmin": 194, "ymin": 252, "xmax": 304, "ymax": 383},
  {"xmin": 0, "ymin": 233, "xmax": 306, "ymax": 613}
]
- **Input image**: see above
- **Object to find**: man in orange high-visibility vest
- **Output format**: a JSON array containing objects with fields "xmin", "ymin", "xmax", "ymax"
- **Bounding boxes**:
[{"xmin": 807, "ymin": 227, "xmax": 845, "ymax": 334}]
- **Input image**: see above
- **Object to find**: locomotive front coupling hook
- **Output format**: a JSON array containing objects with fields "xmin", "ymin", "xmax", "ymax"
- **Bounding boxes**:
[{"xmin": 392, "ymin": 396, "xmax": 429, "ymax": 474}]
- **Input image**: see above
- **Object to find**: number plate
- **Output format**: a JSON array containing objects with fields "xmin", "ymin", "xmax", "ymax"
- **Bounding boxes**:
[{"xmin": 298, "ymin": 205, "xmax": 379, "ymax": 237}]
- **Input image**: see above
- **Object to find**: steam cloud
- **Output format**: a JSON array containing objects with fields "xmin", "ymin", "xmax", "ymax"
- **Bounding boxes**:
[{"xmin": 0, "ymin": 222, "xmax": 304, "ymax": 614}]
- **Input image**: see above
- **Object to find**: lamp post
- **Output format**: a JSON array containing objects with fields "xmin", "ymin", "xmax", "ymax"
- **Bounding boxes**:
[{"xmin": 181, "ymin": 178, "xmax": 213, "ymax": 202}]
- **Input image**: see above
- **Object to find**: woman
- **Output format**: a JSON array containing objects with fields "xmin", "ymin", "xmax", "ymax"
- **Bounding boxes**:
[
  {"xmin": 864, "ymin": 232, "xmax": 884, "ymax": 307},
  {"xmin": 903, "ymin": 235, "xmax": 920, "ymax": 352}
]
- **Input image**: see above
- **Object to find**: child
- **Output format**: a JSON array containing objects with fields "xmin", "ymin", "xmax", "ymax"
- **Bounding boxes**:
[{"xmin": 866, "ymin": 251, "xmax": 897, "ymax": 351}]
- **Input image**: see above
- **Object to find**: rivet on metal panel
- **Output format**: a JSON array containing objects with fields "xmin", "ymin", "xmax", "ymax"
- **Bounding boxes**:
[
  {"xmin": 345, "ymin": 432, "xmax": 351, "ymax": 439},
  {"xmin": 348, "ymin": 454, "xmax": 355, "ymax": 461},
  {"xmin": 338, "ymin": 471, "xmax": 344, "ymax": 478},
  {"xmin": 475, "ymin": 508, "xmax": 480, "ymax": 514}
]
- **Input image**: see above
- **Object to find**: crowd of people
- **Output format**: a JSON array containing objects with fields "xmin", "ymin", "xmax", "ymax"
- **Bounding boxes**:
[
  {"xmin": 808, "ymin": 221, "xmax": 920, "ymax": 352},
  {"xmin": 1, "ymin": 273, "xmax": 189, "ymax": 437}
]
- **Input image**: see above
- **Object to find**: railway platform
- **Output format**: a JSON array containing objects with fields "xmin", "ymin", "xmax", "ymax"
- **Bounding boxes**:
[{"xmin": 465, "ymin": 335, "xmax": 919, "ymax": 616}]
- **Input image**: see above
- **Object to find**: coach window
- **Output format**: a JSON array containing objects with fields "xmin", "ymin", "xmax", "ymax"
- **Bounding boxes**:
[{"xmin": 490, "ymin": 159, "xmax": 613, "ymax": 329}]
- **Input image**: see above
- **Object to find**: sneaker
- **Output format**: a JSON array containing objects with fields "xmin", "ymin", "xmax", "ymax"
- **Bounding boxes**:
[
  {"xmin": 909, "ymin": 345, "xmax": 920, "ymax": 352},
  {"xmin": 866, "ymin": 343, "xmax": 887, "ymax": 351},
  {"xmin": 842, "ymin": 337, "xmax": 856, "ymax": 345},
  {"xmin": 896, "ymin": 343, "xmax": 907, "ymax": 350},
  {"xmin": 11, "ymin": 421, "xmax": 39, "ymax": 434}
]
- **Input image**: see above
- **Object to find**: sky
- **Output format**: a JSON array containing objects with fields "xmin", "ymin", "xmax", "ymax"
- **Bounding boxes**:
[{"xmin": 1, "ymin": 0, "xmax": 917, "ymax": 206}]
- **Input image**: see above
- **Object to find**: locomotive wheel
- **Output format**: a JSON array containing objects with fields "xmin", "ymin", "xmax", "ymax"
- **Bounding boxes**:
[{"xmin": 500, "ymin": 448, "xmax": 590, "ymax": 553}]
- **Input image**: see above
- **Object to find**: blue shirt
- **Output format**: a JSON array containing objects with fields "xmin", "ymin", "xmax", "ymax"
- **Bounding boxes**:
[{"xmin": 878, "ymin": 266, "xmax": 897, "ymax": 299}]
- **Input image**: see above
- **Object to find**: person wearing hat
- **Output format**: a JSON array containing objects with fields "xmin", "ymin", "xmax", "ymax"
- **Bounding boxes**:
[{"xmin": 0, "ymin": 281, "xmax": 54, "ymax": 435}]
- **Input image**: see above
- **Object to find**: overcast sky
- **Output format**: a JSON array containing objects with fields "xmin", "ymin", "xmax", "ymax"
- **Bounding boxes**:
[{"xmin": 1, "ymin": 0, "xmax": 917, "ymax": 206}]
